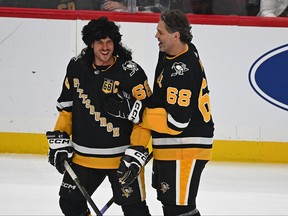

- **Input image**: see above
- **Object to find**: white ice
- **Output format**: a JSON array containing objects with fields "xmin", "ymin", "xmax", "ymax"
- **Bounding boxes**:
[{"xmin": 0, "ymin": 154, "xmax": 288, "ymax": 215}]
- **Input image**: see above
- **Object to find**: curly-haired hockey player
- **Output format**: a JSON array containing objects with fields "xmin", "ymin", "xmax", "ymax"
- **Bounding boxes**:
[
  {"xmin": 104, "ymin": 10, "xmax": 214, "ymax": 216},
  {"xmin": 46, "ymin": 17, "xmax": 152, "ymax": 216}
]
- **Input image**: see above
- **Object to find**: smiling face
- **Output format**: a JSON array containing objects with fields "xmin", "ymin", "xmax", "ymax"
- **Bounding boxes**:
[
  {"xmin": 91, "ymin": 37, "xmax": 115, "ymax": 66},
  {"xmin": 155, "ymin": 20, "xmax": 181, "ymax": 56},
  {"xmin": 155, "ymin": 20, "xmax": 172, "ymax": 52}
]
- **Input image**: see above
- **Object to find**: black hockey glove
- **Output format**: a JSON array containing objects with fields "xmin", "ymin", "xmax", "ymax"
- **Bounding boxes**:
[
  {"xmin": 103, "ymin": 91, "xmax": 144, "ymax": 124},
  {"xmin": 46, "ymin": 131, "xmax": 73, "ymax": 174},
  {"xmin": 118, "ymin": 146, "xmax": 149, "ymax": 187}
]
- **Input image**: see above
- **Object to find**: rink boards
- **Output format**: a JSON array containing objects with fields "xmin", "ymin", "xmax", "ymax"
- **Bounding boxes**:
[{"xmin": 0, "ymin": 8, "xmax": 288, "ymax": 163}]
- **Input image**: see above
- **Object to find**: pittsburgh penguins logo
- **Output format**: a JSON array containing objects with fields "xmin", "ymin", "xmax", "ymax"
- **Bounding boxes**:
[
  {"xmin": 171, "ymin": 62, "xmax": 189, "ymax": 77},
  {"xmin": 121, "ymin": 187, "xmax": 133, "ymax": 198},
  {"xmin": 122, "ymin": 61, "xmax": 138, "ymax": 77},
  {"xmin": 160, "ymin": 182, "xmax": 170, "ymax": 194}
]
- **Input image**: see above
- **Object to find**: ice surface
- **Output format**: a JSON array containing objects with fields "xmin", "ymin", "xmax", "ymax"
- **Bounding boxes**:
[{"xmin": 0, "ymin": 154, "xmax": 288, "ymax": 215}]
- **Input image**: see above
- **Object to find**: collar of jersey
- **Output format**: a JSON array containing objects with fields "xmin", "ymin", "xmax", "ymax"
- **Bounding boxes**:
[
  {"xmin": 166, "ymin": 44, "xmax": 189, "ymax": 60},
  {"xmin": 92, "ymin": 56, "xmax": 117, "ymax": 72}
]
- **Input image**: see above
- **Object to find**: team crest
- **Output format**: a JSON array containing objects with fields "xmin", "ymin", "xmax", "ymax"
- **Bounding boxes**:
[
  {"xmin": 122, "ymin": 61, "xmax": 138, "ymax": 77},
  {"xmin": 160, "ymin": 182, "xmax": 170, "ymax": 194},
  {"xmin": 102, "ymin": 78, "xmax": 114, "ymax": 94},
  {"xmin": 171, "ymin": 62, "xmax": 189, "ymax": 77},
  {"xmin": 121, "ymin": 187, "xmax": 133, "ymax": 198}
]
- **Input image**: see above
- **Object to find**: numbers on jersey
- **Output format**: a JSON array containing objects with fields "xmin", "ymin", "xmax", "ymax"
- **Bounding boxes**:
[
  {"xmin": 167, "ymin": 78, "xmax": 211, "ymax": 122},
  {"xmin": 198, "ymin": 78, "xmax": 211, "ymax": 122},
  {"xmin": 167, "ymin": 87, "xmax": 191, "ymax": 107},
  {"xmin": 132, "ymin": 80, "xmax": 152, "ymax": 100},
  {"xmin": 102, "ymin": 79, "xmax": 120, "ymax": 94}
]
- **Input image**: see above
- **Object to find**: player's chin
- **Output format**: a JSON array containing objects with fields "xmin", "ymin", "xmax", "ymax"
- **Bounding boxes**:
[
  {"xmin": 159, "ymin": 46, "xmax": 166, "ymax": 52},
  {"xmin": 101, "ymin": 54, "xmax": 112, "ymax": 62},
  {"xmin": 158, "ymin": 43, "xmax": 163, "ymax": 50}
]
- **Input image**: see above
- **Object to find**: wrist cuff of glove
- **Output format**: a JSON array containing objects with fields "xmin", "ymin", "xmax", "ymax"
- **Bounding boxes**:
[
  {"xmin": 125, "ymin": 147, "xmax": 147, "ymax": 166},
  {"xmin": 128, "ymin": 100, "xmax": 143, "ymax": 124},
  {"xmin": 47, "ymin": 131, "xmax": 72, "ymax": 150}
]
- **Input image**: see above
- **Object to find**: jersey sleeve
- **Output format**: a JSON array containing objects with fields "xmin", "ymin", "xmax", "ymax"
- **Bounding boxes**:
[
  {"xmin": 122, "ymin": 60, "xmax": 153, "ymax": 115},
  {"xmin": 56, "ymin": 59, "xmax": 75, "ymax": 113},
  {"xmin": 54, "ymin": 110, "xmax": 72, "ymax": 136},
  {"xmin": 130, "ymin": 124, "xmax": 151, "ymax": 149},
  {"xmin": 53, "ymin": 59, "xmax": 75, "ymax": 135},
  {"xmin": 140, "ymin": 107, "xmax": 181, "ymax": 135},
  {"xmin": 127, "ymin": 61, "xmax": 153, "ymax": 148}
]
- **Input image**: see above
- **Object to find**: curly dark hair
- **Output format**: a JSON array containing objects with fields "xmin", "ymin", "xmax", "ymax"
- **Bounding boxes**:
[
  {"xmin": 160, "ymin": 10, "xmax": 193, "ymax": 43},
  {"xmin": 81, "ymin": 17, "xmax": 132, "ymax": 64}
]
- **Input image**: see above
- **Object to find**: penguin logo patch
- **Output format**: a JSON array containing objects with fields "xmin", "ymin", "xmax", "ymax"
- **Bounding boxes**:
[
  {"xmin": 122, "ymin": 61, "xmax": 138, "ymax": 77},
  {"xmin": 171, "ymin": 62, "xmax": 189, "ymax": 77}
]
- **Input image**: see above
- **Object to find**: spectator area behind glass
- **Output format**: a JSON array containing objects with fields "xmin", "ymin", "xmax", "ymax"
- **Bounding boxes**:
[
  {"xmin": 0, "ymin": 0, "xmax": 102, "ymax": 10},
  {"xmin": 0, "ymin": 0, "xmax": 260, "ymax": 16},
  {"xmin": 0, "ymin": 0, "xmax": 264, "ymax": 16}
]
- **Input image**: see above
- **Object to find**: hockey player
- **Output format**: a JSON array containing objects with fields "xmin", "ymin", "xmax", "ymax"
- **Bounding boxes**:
[
  {"xmin": 46, "ymin": 17, "xmax": 152, "ymax": 216},
  {"xmin": 104, "ymin": 10, "xmax": 214, "ymax": 216}
]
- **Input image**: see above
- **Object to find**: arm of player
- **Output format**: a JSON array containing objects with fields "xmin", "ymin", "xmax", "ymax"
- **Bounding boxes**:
[
  {"xmin": 54, "ymin": 110, "xmax": 72, "ymax": 135},
  {"xmin": 115, "ymin": 123, "xmax": 152, "ymax": 187},
  {"xmin": 46, "ymin": 111, "xmax": 73, "ymax": 174},
  {"xmin": 139, "ymin": 107, "xmax": 183, "ymax": 135},
  {"xmin": 103, "ymin": 93, "xmax": 185, "ymax": 135},
  {"xmin": 130, "ymin": 124, "xmax": 151, "ymax": 148},
  {"xmin": 103, "ymin": 91, "xmax": 146, "ymax": 124}
]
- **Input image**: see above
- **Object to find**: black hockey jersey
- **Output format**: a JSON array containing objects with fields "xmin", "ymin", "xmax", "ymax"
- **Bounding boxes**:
[
  {"xmin": 140, "ymin": 43, "xmax": 214, "ymax": 160},
  {"xmin": 54, "ymin": 55, "xmax": 152, "ymax": 169}
]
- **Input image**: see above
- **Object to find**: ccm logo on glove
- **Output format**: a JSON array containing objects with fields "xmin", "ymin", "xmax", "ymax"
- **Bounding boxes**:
[
  {"xmin": 134, "ymin": 151, "xmax": 147, "ymax": 164},
  {"xmin": 128, "ymin": 100, "xmax": 142, "ymax": 124},
  {"xmin": 126, "ymin": 147, "xmax": 147, "ymax": 166},
  {"xmin": 48, "ymin": 139, "xmax": 70, "ymax": 144}
]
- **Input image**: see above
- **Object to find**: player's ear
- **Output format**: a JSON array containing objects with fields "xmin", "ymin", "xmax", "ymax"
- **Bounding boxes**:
[
  {"xmin": 173, "ymin": 32, "xmax": 180, "ymax": 40},
  {"xmin": 90, "ymin": 41, "xmax": 95, "ymax": 49}
]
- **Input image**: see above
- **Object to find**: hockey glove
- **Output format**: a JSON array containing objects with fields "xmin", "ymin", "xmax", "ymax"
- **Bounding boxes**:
[
  {"xmin": 103, "ymin": 91, "xmax": 144, "ymax": 124},
  {"xmin": 117, "ymin": 146, "xmax": 149, "ymax": 187},
  {"xmin": 46, "ymin": 131, "xmax": 73, "ymax": 174}
]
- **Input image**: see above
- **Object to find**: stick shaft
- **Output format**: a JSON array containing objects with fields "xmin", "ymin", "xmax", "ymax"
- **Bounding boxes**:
[
  {"xmin": 64, "ymin": 161, "xmax": 103, "ymax": 216},
  {"xmin": 100, "ymin": 197, "xmax": 114, "ymax": 214}
]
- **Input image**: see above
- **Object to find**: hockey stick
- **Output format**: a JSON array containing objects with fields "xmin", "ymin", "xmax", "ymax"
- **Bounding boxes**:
[
  {"xmin": 64, "ymin": 161, "xmax": 103, "ymax": 216},
  {"xmin": 100, "ymin": 152, "xmax": 153, "ymax": 214}
]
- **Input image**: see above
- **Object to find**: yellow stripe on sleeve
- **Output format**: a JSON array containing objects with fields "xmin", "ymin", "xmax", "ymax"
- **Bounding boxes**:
[
  {"xmin": 54, "ymin": 111, "xmax": 72, "ymax": 136},
  {"xmin": 140, "ymin": 108, "xmax": 181, "ymax": 135}
]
